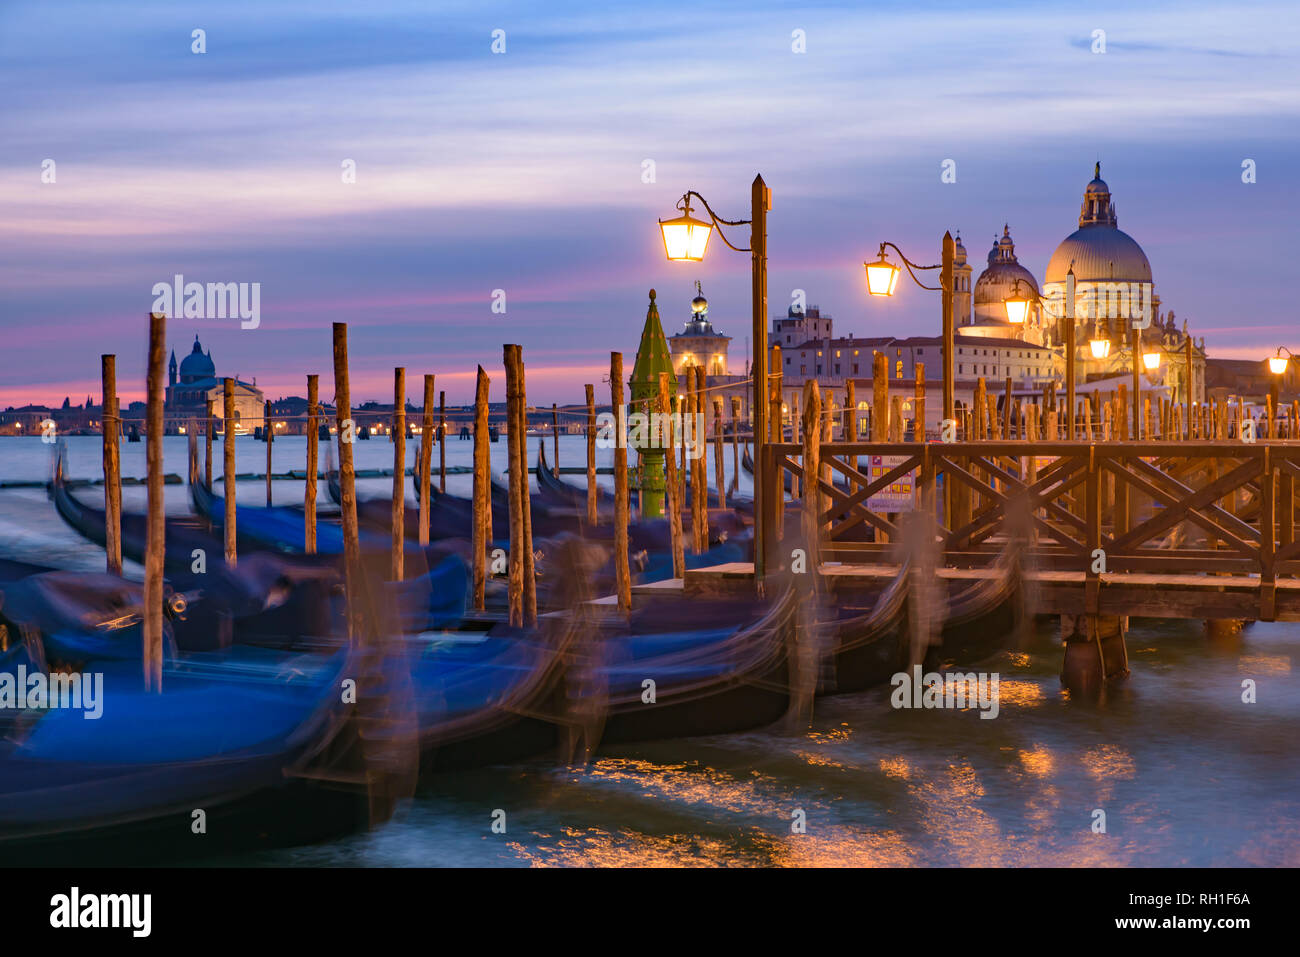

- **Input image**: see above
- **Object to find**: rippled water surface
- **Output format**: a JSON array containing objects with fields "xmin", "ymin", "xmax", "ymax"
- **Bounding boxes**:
[{"xmin": 3, "ymin": 436, "xmax": 1297, "ymax": 866}]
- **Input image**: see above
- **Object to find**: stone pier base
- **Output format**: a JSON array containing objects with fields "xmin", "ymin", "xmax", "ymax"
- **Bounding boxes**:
[{"xmin": 1060, "ymin": 614, "xmax": 1130, "ymax": 695}]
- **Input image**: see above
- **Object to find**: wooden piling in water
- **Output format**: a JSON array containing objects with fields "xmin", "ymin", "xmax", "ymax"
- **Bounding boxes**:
[
  {"xmin": 504, "ymin": 346, "xmax": 526, "ymax": 627},
  {"xmin": 660, "ymin": 372, "xmax": 685, "ymax": 580},
  {"xmin": 438, "ymin": 390, "xmax": 447, "ymax": 494},
  {"xmin": 101, "ymin": 355, "xmax": 122, "ymax": 576},
  {"xmin": 611, "ymin": 352, "xmax": 631, "ymax": 613},
  {"xmin": 223, "ymin": 377, "xmax": 237, "ymax": 566},
  {"xmin": 144, "ymin": 315, "xmax": 166, "ymax": 691},
  {"xmin": 551, "ymin": 403, "xmax": 560, "ymax": 476},
  {"xmin": 332, "ymin": 323, "xmax": 362, "ymax": 641},
  {"xmin": 305, "ymin": 375, "xmax": 318, "ymax": 554},
  {"xmin": 692, "ymin": 366, "xmax": 708, "ymax": 554},
  {"xmin": 418, "ymin": 375, "xmax": 434, "ymax": 547},
  {"xmin": 730, "ymin": 396, "xmax": 741, "ymax": 499},
  {"xmin": 517, "ymin": 354, "xmax": 536, "ymax": 625},
  {"xmin": 472, "ymin": 366, "xmax": 490, "ymax": 611},
  {"xmin": 585, "ymin": 383, "xmax": 597, "ymax": 525},
  {"xmin": 801, "ymin": 379, "xmax": 821, "ymax": 573},
  {"xmin": 204, "ymin": 398, "xmax": 214, "ymax": 491},
  {"xmin": 844, "ymin": 380, "xmax": 856, "ymax": 442},
  {"xmin": 713, "ymin": 396, "xmax": 725, "ymax": 511},
  {"xmin": 392, "ymin": 368, "xmax": 406, "ymax": 582},
  {"xmin": 264, "ymin": 400, "xmax": 274, "ymax": 506}
]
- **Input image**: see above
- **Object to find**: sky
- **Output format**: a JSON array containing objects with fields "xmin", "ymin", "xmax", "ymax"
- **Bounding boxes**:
[{"xmin": 1, "ymin": 0, "xmax": 1298, "ymax": 409}]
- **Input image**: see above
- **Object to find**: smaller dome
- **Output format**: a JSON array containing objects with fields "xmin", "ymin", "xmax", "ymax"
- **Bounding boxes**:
[
  {"xmin": 178, "ymin": 336, "xmax": 215, "ymax": 382},
  {"xmin": 691, "ymin": 295, "xmax": 708, "ymax": 314}
]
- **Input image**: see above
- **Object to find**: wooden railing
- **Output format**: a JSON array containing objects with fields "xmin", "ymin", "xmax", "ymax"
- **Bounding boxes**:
[{"xmin": 761, "ymin": 441, "xmax": 1300, "ymax": 616}]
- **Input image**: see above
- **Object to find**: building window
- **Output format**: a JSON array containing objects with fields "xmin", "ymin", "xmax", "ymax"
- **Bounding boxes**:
[
  {"xmin": 835, "ymin": 364, "xmax": 840, "ymax": 375},
  {"xmin": 785, "ymin": 356, "xmax": 790, "ymax": 365},
  {"xmin": 853, "ymin": 364, "xmax": 859, "ymax": 374},
  {"xmin": 896, "ymin": 360, "xmax": 903, "ymax": 379},
  {"xmin": 801, "ymin": 365, "xmax": 807, "ymax": 375},
  {"xmin": 959, "ymin": 364, "xmax": 964, "ymax": 374}
]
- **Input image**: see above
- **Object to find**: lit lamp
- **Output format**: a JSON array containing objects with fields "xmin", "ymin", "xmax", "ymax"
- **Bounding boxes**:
[
  {"xmin": 1143, "ymin": 351, "xmax": 1161, "ymax": 371},
  {"xmin": 658, "ymin": 198, "xmax": 712, "ymax": 262},
  {"xmin": 1003, "ymin": 277, "xmax": 1034, "ymax": 325},
  {"xmin": 864, "ymin": 250, "xmax": 901, "ymax": 297},
  {"xmin": 1268, "ymin": 347, "xmax": 1293, "ymax": 375},
  {"xmin": 1089, "ymin": 337, "xmax": 1112, "ymax": 360}
]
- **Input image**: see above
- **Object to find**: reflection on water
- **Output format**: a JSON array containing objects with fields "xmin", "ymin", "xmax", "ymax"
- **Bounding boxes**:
[{"xmin": 3, "ymin": 437, "xmax": 1299, "ymax": 867}]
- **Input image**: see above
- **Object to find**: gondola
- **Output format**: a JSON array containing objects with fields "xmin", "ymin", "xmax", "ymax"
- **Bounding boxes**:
[
  {"xmin": 0, "ymin": 645, "xmax": 364, "ymax": 862},
  {"xmin": 563, "ymin": 584, "xmax": 797, "ymax": 748}
]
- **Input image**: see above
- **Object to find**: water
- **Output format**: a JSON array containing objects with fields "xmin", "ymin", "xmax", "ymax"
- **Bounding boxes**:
[{"xmin": 2, "ymin": 436, "xmax": 1297, "ymax": 866}]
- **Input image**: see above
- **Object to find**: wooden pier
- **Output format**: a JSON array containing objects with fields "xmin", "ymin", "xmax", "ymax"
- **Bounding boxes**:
[{"xmin": 717, "ymin": 439, "xmax": 1300, "ymax": 623}]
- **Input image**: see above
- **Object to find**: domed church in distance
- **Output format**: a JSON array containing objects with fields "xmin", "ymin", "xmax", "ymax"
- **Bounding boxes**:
[{"xmin": 165, "ymin": 335, "xmax": 265, "ymax": 432}]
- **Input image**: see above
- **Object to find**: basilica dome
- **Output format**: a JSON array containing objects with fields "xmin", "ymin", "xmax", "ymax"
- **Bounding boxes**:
[
  {"xmin": 1045, "ymin": 164, "xmax": 1152, "ymax": 284},
  {"xmin": 973, "ymin": 224, "xmax": 1038, "ymax": 318}
]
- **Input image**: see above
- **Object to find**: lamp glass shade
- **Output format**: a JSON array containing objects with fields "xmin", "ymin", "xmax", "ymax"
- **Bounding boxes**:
[
  {"xmin": 659, "ymin": 212, "xmax": 712, "ymax": 262},
  {"xmin": 864, "ymin": 257, "xmax": 900, "ymax": 297},
  {"xmin": 1143, "ymin": 351, "xmax": 1161, "ymax": 371},
  {"xmin": 1268, "ymin": 355, "xmax": 1289, "ymax": 375},
  {"xmin": 1089, "ymin": 338, "xmax": 1111, "ymax": 360},
  {"xmin": 1004, "ymin": 295, "xmax": 1030, "ymax": 325}
]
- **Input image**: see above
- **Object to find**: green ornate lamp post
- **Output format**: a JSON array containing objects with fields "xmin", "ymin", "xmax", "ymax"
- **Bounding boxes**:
[{"xmin": 630, "ymin": 289, "xmax": 677, "ymax": 518}]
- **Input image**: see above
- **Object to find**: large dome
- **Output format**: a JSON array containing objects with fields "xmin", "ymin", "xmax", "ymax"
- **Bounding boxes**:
[
  {"xmin": 973, "ymin": 224, "xmax": 1038, "ymax": 311},
  {"xmin": 178, "ymin": 336, "xmax": 215, "ymax": 382},
  {"xmin": 1045, "ymin": 163, "xmax": 1152, "ymax": 283}
]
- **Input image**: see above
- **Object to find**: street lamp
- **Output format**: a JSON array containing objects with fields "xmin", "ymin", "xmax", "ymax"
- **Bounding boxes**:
[
  {"xmin": 658, "ymin": 197, "xmax": 713, "ymax": 262},
  {"xmin": 1003, "ymin": 278, "xmax": 1033, "ymax": 325},
  {"xmin": 1089, "ymin": 337, "xmax": 1112, "ymax": 360},
  {"xmin": 1143, "ymin": 350, "xmax": 1161, "ymax": 371},
  {"xmin": 660, "ymin": 178, "xmax": 770, "ymax": 585},
  {"xmin": 864, "ymin": 236, "xmax": 956, "ymax": 424},
  {"xmin": 1268, "ymin": 347, "xmax": 1294, "ymax": 376}
]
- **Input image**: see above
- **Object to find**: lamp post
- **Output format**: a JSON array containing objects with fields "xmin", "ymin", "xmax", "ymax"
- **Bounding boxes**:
[
  {"xmin": 1003, "ymin": 269, "xmax": 1076, "ymax": 438},
  {"xmin": 660, "ymin": 176, "xmax": 770, "ymax": 585},
  {"xmin": 864, "ymin": 233, "xmax": 956, "ymax": 423},
  {"xmin": 1267, "ymin": 347, "xmax": 1294, "ymax": 439}
]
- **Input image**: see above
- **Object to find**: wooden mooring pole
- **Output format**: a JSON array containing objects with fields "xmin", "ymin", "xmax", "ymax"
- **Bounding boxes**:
[
  {"xmin": 713, "ymin": 396, "xmax": 725, "ymax": 511},
  {"xmin": 392, "ymin": 367, "xmax": 406, "ymax": 582},
  {"xmin": 660, "ymin": 372, "xmax": 684, "ymax": 579},
  {"xmin": 611, "ymin": 352, "xmax": 631, "ymax": 613},
  {"xmin": 552, "ymin": 403, "xmax": 560, "ymax": 476},
  {"xmin": 419, "ymin": 375, "xmax": 435, "ymax": 547},
  {"xmin": 223, "ymin": 377, "xmax": 237, "ymax": 566},
  {"xmin": 332, "ymin": 323, "xmax": 362, "ymax": 641},
  {"xmin": 801, "ymin": 379, "xmax": 822, "ymax": 574},
  {"xmin": 143, "ymin": 314, "xmax": 165, "ymax": 691},
  {"xmin": 204, "ymin": 398, "xmax": 214, "ymax": 491},
  {"xmin": 438, "ymin": 390, "xmax": 447, "ymax": 494},
  {"xmin": 692, "ymin": 366, "xmax": 708, "ymax": 553},
  {"xmin": 585, "ymin": 383, "xmax": 598, "ymax": 525},
  {"xmin": 472, "ymin": 366, "xmax": 491, "ymax": 611},
  {"xmin": 504, "ymin": 347, "xmax": 525, "ymax": 626},
  {"xmin": 101, "ymin": 354, "xmax": 122, "ymax": 576},
  {"xmin": 264, "ymin": 400, "xmax": 274, "ymax": 506},
  {"xmin": 305, "ymin": 374, "xmax": 318, "ymax": 554}
]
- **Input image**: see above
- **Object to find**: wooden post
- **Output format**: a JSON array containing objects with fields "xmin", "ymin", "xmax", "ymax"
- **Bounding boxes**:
[
  {"xmin": 332, "ymin": 323, "xmax": 362, "ymax": 641},
  {"xmin": 1002, "ymin": 376, "xmax": 1012, "ymax": 441},
  {"xmin": 517, "ymin": 355, "xmax": 536, "ymax": 626},
  {"xmin": 305, "ymin": 375, "xmax": 318, "ymax": 554},
  {"xmin": 204, "ymin": 398, "xmax": 214, "ymax": 491},
  {"xmin": 801, "ymin": 380, "xmax": 822, "ymax": 573},
  {"xmin": 974, "ymin": 377, "xmax": 987, "ymax": 439},
  {"xmin": 264, "ymin": 400, "xmax": 274, "ymax": 506},
  {"xmin": 713, "ymin": 396, "xmax": 725, "ymax": 511},
  {"xmin": 391, "ymin": 367, "xmax": 406, "ymax": 581},
  {"xmin": 438, "ymin": 390, "xmax": 447, "ymax": 493},
  {"xmin": 873, "ymin": 352, "xmax": 888, "ymax": 441},
  {"xmin": 143, "ymin": 315, "xmax": 165, "ymax": 691},
  {"xmin": 223, "ymin": 377, "xmax": 237, "ymax": 566},
  {"xmin": 730, "ymin": 396, "xmax": 742, "ymax": 499},
  {"xmin": 418, "ymin": 375, "xmax": 435, "ymax": 547},
  {"xmin": 845, "ymin": 380, "xmax": 856, "ymax": 442},
  {"xmin": 692, "ymin": 366, "xmax": 708, "ymax": 553},
  {"xmin": 788, "ymin": 391, "xmax": 800, "ymax": 499},
  {"xmin": 611, "ymin": 352, "xmax": 631, "ymax": 613},
  {"xmin": 504, "ymin": 347, "xmax": 525, "ymax": 626},
  {"xmin": 472, "ymin": 366, "xmax": 491, "ymax": 611},
  {"xmin": 100, "ymin": 355, "xmax": 122, "ymax": 576},
  {"xmin": 585, "ymin": 383, "xmax": 597, "ymax": 525},
  {"xmin": 551, "ymin": 403, "xmax": 560, "ymax": 476},
  {"xmin": 660, "ymin": 373, "xmax": 685, "ymax": 579}
]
